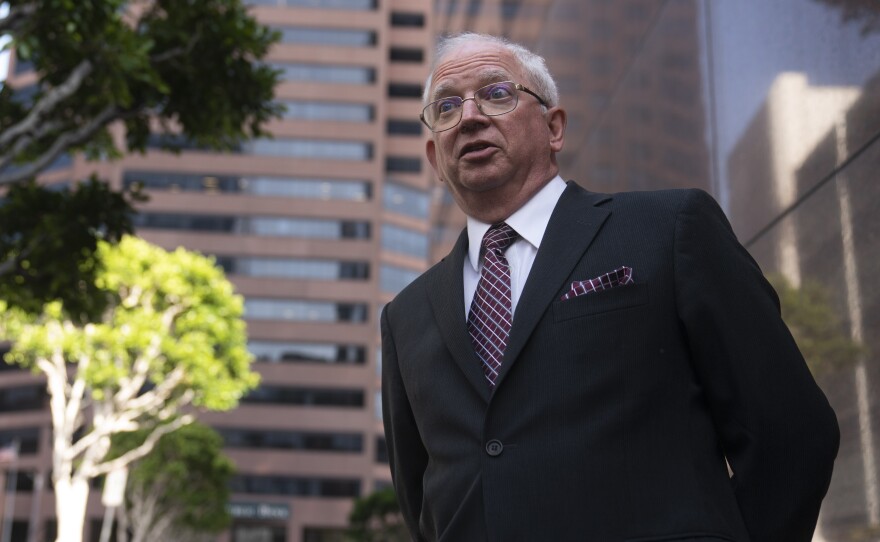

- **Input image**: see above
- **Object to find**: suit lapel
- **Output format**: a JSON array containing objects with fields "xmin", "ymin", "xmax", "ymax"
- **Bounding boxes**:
[
  {"xmin": 494, "ymin": 183, "xmax": 612, "ymax": 389},
  {"xmin": 427, "ymin": 229, "xmax": 492, "ymax": 402}
]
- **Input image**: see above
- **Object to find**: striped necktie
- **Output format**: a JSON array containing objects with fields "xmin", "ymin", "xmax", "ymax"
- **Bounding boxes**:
[{"xmin": 468, "ymin": 223, "xmax": 518, "ymax": 388}]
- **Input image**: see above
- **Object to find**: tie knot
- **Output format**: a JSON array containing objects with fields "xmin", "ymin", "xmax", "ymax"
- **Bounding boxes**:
[{"xmin": 482, "ymin": 223, "xmax": 517, "ymax": 253}]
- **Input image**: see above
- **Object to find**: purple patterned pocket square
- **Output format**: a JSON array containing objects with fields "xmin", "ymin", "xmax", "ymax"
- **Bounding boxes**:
[{"xmin": 560, "ymin": 266, "xmax": 634, "ymax": 301}]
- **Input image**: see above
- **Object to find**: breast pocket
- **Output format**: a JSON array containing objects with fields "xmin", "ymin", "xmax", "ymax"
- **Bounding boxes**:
[{"xmin": 552, "ymin": 282, "xmax": 648, "ymax": 322}]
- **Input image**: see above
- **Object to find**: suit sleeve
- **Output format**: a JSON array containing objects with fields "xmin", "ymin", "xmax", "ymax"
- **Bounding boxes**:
[
  {"xmin": 673, "ymin": 189, "xmax": 839, "ymax": 541},
  {"xmin": 381, "ymin": 304, "xmax": 429, "ymax": 540}
]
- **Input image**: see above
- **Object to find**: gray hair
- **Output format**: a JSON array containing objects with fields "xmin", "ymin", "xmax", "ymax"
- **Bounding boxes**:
[{"xmin": 423, "ymin": 32, "xmax": 560, "ymax": 108}]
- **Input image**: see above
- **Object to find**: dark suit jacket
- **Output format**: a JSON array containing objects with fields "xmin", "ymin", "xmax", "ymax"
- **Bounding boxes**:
[{"xmin": 381, "ymin": 183, "xmax": 839, "ymax": 542}]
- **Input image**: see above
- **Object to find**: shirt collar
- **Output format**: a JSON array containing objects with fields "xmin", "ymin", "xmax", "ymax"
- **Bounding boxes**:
[{"xmin": 466, "ymin": 175, "xmax": 567, "ymax": 271}]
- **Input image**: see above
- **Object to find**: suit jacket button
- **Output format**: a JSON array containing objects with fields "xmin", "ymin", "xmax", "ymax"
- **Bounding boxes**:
[{"xmin": 485, "ymin": 439, "xmax": 503, "ymax": 457}]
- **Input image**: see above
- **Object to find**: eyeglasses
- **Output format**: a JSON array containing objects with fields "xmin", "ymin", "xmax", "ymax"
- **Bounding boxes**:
[{"xmin": 420, "ymin": 81, "xmax": 548, "ymax": 133}]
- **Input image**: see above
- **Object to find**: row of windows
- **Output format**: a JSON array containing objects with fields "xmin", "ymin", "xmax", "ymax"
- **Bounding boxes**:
[
  {"xmin": 283, "ymin": 99, "xmax": 374, "ymax": 122},
  {"xmin": 133, "ymin": 213, "xmax": 371, "ymax": 239},
  {"xmin": 245, "ymin": 298, "xmax": 367, "ymax": 323},
  {"xmin": 124, "ymin": 171, "xmax": 372, "ymax": 200},
  {"xmin": 380, "ymin": 264, "xmax": 421, "ymax": 295},
  {"xmin": 146, "ymin": 134, "xmax": 374, "ymax": 160},
  {"xmin": 386, "ymin": 156, "xmax": 421, "ymax": 173},
  {"xmin": 384, "ymin": 182, "xmax": 429, "ymax": 218},
  {"xmin": 219, "ymin": 428, "xmax": 363, "ymax": 452},
  {"xmin": 249, "ymin": 340, "xmax": 366, "ymax": 365},
  {"xmin": 216, "ymin": 256, "xmax": 369, "ymax": 280},
  {"xmin": 0, "ymin": 427, "xmax": 40, "ymax": 454},
  {"xmin": 272, "ymin": 62, "xmax": 375, "ymax": 84},
  {"xmin": 243, "ymin": 385, "xmax": 364, "ymax": 407},
  {"xmin": 0, "ymin": 385, "xmax": 46, "ymax": 412},
  {"xmin": 246, "ymin": 0, "xmax": 375, "ymax": 9},
  {"xmin": 387, "ymin": 119, "xmax": 422, "ymax": 135},
  {"xmin": 273, "ymin": 27, "xmax": 424, "ymax": 63},
  {"xmin": 244, "ymin": 0, "xmax": 425, "ymax": 30},
  {"xmin": 381, "ymin": 223, "xmax": 429, "ymax": 259},
  {"xmin": 276, "ymin": 26, "xmax": 376, "ymax": 47},
  {"xmin": 242, "ymin": 138, "xmax": 372, "ymax": 160},
  {"xmin": 230, "ymin": 475, "xmax": 360, "ymax": 498}
]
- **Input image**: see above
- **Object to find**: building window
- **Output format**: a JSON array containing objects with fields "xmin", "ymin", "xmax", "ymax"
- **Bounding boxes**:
[
  {"xmin": 219, "ymin": 428, "xmax": 363, "ymax": 452},
  {"xmin": 380, "ymin": 264, "xmax": 421, "ymax": 295},
  {"xmin": 273, "ymin": 62, "xmax": 375, "ymax": 84},
  {"xmin": 124, "ymin": 171, "xmax": 371, "ymax": 200},
  {"xmin": 275, "ymin": 26, "xmax": 376, "ymax": 47},
  {"xmin": 282, "ymin": 100, "xmax": 374, "ymax": 122},
  {"xmin": 386, "ymin": 119, "xmax": 422, "ymax": 136},
  {"xmin": 0, "ymin": 386, "xmax": 45, "ymax": 412},
  {"xmin": 385, "ymin": 156, "xmax": 421, "ymax": 173},
  {"xmin": 244, "ymin": 299, "xmax": 368, "ymax": 323},
  {"xmin": 243, "ymin": 386, "xmax": 365, "ymax": 408},
  {"xmin": 132, "ymin": 213, "xmax": 371, "ymax": 240},
  {"xmin": 375, "ymin": 436, "xmax": 389, "ymax": 463},
  {"xmin": 0, "ymin": 427, "xmax": 40, "ymax": 455},
  {"xmin": 244, "ymin": 138, "xmax": 372, "ymax": 160},
  {"xmin": 389, "ymin": 47, "xmax": 424, "ymax": 63},
  {"xmin": 381, "ymin": 224, "xmax": 428, "ymax": 259},
  {"xmin": 390, "ymin": 12, "xmax": 425, "ymax": 27},
  {"xmin": 388, "ymin": 82, "xmax": 422, "ymax": 98},
  {"xmin": 245, "ymin": 0, "xmax": 377, "ymax": 9},
  {"xmin": 215, "ymin": 256, "xmax": 369, "ymax": 281},
  {"xmin": 384, "ymin": 182, "xmax": 430, "ymax": 218},
  {"xmin": 230, "ymin": 475, "xmax": 360, "ymax": 497},
  {"xmin": 249, "ymin": 341, "xmax": 367, "ymax": 365}
]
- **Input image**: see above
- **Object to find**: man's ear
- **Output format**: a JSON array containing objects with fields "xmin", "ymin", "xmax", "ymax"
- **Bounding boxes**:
[
  {"xmin": 425, "ymin": 138, "xmax": 440, "ymax": 179},
  {"xmin": 547, "ymin": 107, "xmax": 567, "ymax": 153}
]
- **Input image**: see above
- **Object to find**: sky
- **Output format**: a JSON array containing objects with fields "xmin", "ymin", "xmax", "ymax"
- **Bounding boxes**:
[{"xmin": 0, "ymin": 3, "xmax": 9, "ymax": 84}]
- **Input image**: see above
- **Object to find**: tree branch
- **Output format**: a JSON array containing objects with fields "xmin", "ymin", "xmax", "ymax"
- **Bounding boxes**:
[
  {"xmin": 0, "ymin": 102, "xmax": 118, "ymax": 185},
  {"xmin": 89, "ymin": 414, "xmax": 194, "ymax": 477},
  {"xmin": 0, "ymin": 59, "xmax": 93, "ymax": 149}
]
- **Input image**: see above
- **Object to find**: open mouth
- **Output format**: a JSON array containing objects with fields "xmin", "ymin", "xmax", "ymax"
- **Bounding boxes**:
[{"xmin": 459, "ymin": 142, "xmax": 494, "ymax": 158}]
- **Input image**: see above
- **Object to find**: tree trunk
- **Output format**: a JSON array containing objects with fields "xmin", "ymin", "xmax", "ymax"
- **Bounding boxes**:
[{"xmin": 53, "ymin": 477, "xmax": 89, "ymax": 542}]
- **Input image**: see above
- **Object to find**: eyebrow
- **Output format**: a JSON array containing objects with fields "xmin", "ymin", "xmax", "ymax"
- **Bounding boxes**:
[{"xmin": 430, "ymin": 68, "xmax": 512, "ymax": 102}]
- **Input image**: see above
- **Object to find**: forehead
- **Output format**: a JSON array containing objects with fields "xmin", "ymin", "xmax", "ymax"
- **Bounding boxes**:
[{"xmin": 429, "ymin": 43, "xmax": 523, "ymax": 99}]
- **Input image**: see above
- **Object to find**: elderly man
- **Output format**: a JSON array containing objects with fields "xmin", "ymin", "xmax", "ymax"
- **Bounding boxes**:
[{"xmin": 380, "ymin": 32, "xmax": 838, "ymax": 542}]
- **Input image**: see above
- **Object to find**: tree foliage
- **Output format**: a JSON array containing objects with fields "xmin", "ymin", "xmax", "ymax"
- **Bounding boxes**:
[
  {"xmin": 111, "ymin": 422, "xmax": 234, "ymax": 542},
  {"xmin": 0, "ymin": 177, "xmax": 142, "ymax": 322},
  {"xmin": 0, "ymin": 0, "xmax": 282, "ymax": 185},
  {"xmin": 0, "ymin": 235, "xmax": 259, "ymax": 542},
  {"xmin": 769, "ymin": 274, "xmax": 864, "ymax": 377},
  {"xmin": 347, "ymin": 487, "xmax": 409, "ymax": 542}
]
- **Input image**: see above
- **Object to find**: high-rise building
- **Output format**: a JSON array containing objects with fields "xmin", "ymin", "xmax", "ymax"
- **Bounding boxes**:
[{"xmin": 0, "ymin": 1, "xmax": 433, "ymax": 541}]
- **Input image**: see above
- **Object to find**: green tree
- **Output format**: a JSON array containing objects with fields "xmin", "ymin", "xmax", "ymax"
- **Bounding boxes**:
[
  {"xmin": 347, "ymin": 487, "xmax": 409, "ymax": 542},
  {"xmin": 111, "ymin": 422, "xmax": 234, "ymax": 542},
  {"xmin": 0, "ymin": 0, "xmax": 281, "ymax": 185},
  {"xmin": 0, "ymin": 235, "xmax": 259, "ymax": 542},
  {"xmin": 0, "ymin": 0, "xmax": 281, "ymax": 318},
  {"xmin": 769, "ymin": 274, "xmax": 864, "ymax": 376}
]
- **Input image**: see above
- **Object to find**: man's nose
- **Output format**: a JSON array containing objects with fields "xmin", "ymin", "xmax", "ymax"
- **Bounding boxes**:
[{"xmin": 459, "ymin": 98, "xmax": 488, "ymax": 128}]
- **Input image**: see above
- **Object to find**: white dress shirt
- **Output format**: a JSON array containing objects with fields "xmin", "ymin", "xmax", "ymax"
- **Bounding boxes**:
[{"xmin": 464, "ymin": 175, "xmax": 567, "ymax": 318}]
